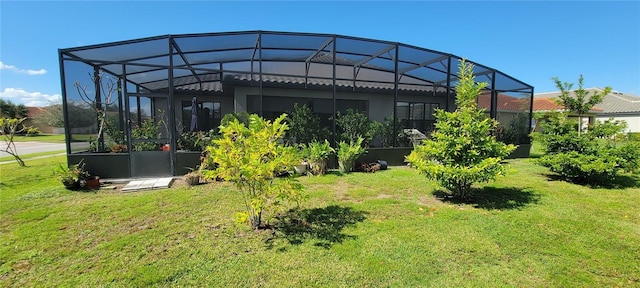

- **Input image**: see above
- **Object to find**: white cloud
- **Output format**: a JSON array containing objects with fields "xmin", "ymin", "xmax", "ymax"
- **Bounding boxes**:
[
  {"xmin": 0, "ymin": 61, "xmax": 47, "ymax": 75},
  {"xmin": 0, "ymin": 88, "xmax": 61, "ymax": 107}
]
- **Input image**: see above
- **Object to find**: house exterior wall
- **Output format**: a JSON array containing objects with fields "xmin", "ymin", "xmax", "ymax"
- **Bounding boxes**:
[
  {"xmin": 597, "ymin": 115, "xmax": 640, "ymax": 133},
  {"xmin": 232, "ymin": 86, "xmax": 448, "ymax": 122}
]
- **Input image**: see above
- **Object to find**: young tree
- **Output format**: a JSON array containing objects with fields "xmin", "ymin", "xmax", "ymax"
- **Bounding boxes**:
[
  {"xmin": 335, "ymin": 108, "xmax": 375, "ymax": 146},
  {"xmin": 0, "ymin": 117, "xmax": 38, "ymax": 166},
  {"xmin": 75, "ymin": 71, "xmax": 118, "ymax": 152},
  {"xmin": 552, "ymin": 75, "xmax": 611, "ymax": 135},
  {"xmin": 406, "ymin": 59, "xmax": 515, "ymax": 199},
  {"xmin": 287, "ymin": 103, "xmax": 329, "ymax": 144},
  {"xmin": 205, "ymin": 114, "xmax": 304, "ymax": 229}
]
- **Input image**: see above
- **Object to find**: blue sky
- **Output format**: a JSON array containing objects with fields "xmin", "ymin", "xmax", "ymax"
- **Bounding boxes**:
[{"xmin": 1, "ymin": 1, "xmax": 639, "ymax": 106}]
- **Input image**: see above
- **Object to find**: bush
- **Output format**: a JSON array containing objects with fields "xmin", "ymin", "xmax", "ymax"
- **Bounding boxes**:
[
  {"xmin": 205, "ymin": 114, "xmax": 303, "ymax": 229},
  {"xmin": 628, "ymin": 132, "xmax": 640, "ymax": 142},
  {"xmin": 533, "ymin": 109, "xmax": 640, "ymax": 183},
  {"xmin": 306, "ymin": 140, "xmax": 335, "ymax": 175},
  {"xmin": 335, "ymin": 109, "xmax": 376, "ymax": 146},
  {"xmin": 287, "ymin": 103, "xmax": 330, "ymax": 145},
  {"xmin": 337, "ymin": 137, "xmax": 367, "ymax": 173}
]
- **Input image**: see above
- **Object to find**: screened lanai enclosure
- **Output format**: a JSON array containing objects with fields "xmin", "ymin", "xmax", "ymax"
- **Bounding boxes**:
[{"xmin": 59, "ymin": 31, "xmax": 533, "ymax": 178}]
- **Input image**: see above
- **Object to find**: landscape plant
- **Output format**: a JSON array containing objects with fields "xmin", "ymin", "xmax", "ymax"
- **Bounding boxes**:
[
  {"xmin": 53, "ymin": 160, "xmax": 89, "ymax": 190},
  {"xmin": 0, "ymin": 117, "xmax": 39, "ymax": 166},
  {"xmin": 131, "ymin": 119, "xmax": 163, "ymax": 151},
  {"xmin": 534, "ymin": 111, "xmax": 640, "ymax": 183},
  {"xmin": 406, "ymin": 59, "xmax": 515, "ymax": 199},
  {"xmin": 74, "ymin": 71, "xmax": 119, "ymax": 152},
  {"xmin": 306, "ymin": 139, "xmax": 335, "ymax": 175},
  {"xmin": 287, "ymin": 103, "xmax": 330, "ymax": 145},
  {"xmin": 376, "ymin": 116, "xmax": 409, "ymax": 147},
  {"xmin": 552, "ymin": 74, "xmax": 611, "ymax": 135},
  {"xmin": 205, "ymin": 113, "xmax": 304, "ymax": 229},
  {"xmin": 336, "ymin": 137, "xmax": 367, "ymax": 173},
  {"xmin": 335, "ymin": 109, "xmax": 375, "ymax": 146}
]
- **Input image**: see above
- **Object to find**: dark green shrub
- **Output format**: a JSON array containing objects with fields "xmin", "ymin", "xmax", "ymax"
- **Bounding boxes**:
[
  {"xmin": 498, "ymin": 113, "xmax": 531, "ymax": 145},
  {"xmin": 287, "ymin": 103, "xmax": 329, "ymax": 145},
  {"xmin": 533, "ymin": 108, "xmax": 639, "ymax": 183},
  {"xmin": 178, "ymin": 130, "xmax": 215, "ymax": 151},
  {"xmin": 335, "ymin": 109, "xmax": 376, "ymax": 146}
]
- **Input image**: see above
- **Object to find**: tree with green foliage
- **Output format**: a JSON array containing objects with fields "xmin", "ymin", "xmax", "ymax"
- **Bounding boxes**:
[
  {"xmin": 406, "ymin": 59, "xmax": 515, "ymax": 199},
  {"xmin": 552, "ymin": 74, "xmax": 611, "ymax": 135},
  {"xmin": 287, "ymin": 103, "xmax": 329, "ymax": 145},
  {"xmin": 335, "ymin": 108, "xmax": 376, "ymax": 146},
  {"xmin": 205, "ymin": 114, "xmax": 304, "ymax": 229},
  {"xmin": 0, "ymin": 99, "xmax": 28, "ymax": 118}
]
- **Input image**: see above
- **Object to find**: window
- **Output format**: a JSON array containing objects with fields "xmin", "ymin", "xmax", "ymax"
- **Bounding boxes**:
[
  {"xmin": 182, "ymin": 100, "xmax": 221, "ymax": 132},
  {"xmin": 397, "ymin": 101, "xmax": 439, "ymax": 134}
]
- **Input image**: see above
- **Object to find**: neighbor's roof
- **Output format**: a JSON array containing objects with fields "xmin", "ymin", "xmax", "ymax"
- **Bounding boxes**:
[
  {"xmin": 535, "ymin": 88, "xmax": 640, "ymax": 114},
  {"xmin": 532, "ymin": 97, "xmax": 603, "ymax": 113},
  {"xmin": 477, "ymin": 92, "xmax": 531, "ymax": 112}
]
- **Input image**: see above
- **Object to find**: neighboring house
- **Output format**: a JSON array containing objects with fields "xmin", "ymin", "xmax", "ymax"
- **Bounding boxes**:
[
  {"xmin": 534, "ymin": 88, "xmax": 640, "ymax": 132},
  {"xmin": 25, "ymin": 107, "xmax": 50, "ymax": 133},
  {"xmin": 25, "ymin": 106, "xmax": 65, "ymax": 134}
]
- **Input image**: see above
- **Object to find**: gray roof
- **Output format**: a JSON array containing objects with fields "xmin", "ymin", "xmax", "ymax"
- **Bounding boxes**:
[{"xmin": 535, "ymin": 88, "xmax": 640, "ymax": 114}]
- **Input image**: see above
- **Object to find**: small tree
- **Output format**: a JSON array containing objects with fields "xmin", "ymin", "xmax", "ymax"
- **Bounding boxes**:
[
  {"xmin": 406, "ymin": 59, "xmax": 515, "ymax": 199},
  {"xmin": 75, "ymin": 71, "xmax": 118, "ymax": 152},
  {"xmin": 287, "ymin": 103, "xmax": 329, "ymax": 144},
  {"xmin": 205, "ymin": 114, "xmax": 304, "ymax": 229},
  {"xmin": 552, "ymin": 75, "xmax": 611, "ymax": 135},
  {"xmin": 335, "ymin": 109, "xmax": 375, "ymax": 146},
  {"xmin": 0, "ymin": 117, "xmax": 38, "ymax": 167}
]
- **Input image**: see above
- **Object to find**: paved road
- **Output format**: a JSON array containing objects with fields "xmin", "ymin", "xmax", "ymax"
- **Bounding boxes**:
[{"xmin": 0, "ymin": 142, "xmax": 88, "ymax": 158}]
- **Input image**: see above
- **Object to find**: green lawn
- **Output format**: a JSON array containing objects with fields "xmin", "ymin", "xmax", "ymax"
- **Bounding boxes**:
[
  {"xmin": 1, "ymin": 156, "xmax": 639, "ymax": 287},
  {"xmin": 10, "ymin": 134, "xmax": 66, "ymax": 143}
]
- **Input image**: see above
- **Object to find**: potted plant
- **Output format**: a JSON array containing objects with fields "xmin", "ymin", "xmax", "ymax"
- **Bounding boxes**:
[
  {"xmin": 184, "ymin": 165, "xmax": 205, "ymax": 187},
  {"xmin": 337, "ymin": 137, "xmax": 367, "ymax": 173},
  {"xmin": 307, "ymin": 140, "xmax": 335, "ymax": 175},
  {"xmin": 54, "ymin": 160, "xmax": 89, "ymax": 190}
]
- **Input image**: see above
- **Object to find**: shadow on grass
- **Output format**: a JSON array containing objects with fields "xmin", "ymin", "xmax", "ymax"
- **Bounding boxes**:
[
  {"xmin": 433, "ymin": 186, "xmax": 540, "ymax": 210},
  {"xmin": 543, "ymin": 172, "xmax": 640, "ymax": 189},
  {"xmin": 269, "ymin": 205, "xmax": 368, "ymax": 249}
]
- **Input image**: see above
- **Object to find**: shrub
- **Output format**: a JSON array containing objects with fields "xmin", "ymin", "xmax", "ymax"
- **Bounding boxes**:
[
  {"xmin": 205, "ymin": 114, "xmax": 303, "ymax": 229},
  {"xmin": 337, "ymin": 137, "xmax": 367, "ymax": 173},
  {"xmin": 335, "ymin": 109, "xmax": 376, "ymax": 146},
  {"xmin": 498, "ymin": 113, "xmax": 531, "ymax": 145},
  {"xmin": 405, "ymin": 59, "xmax": 515, "ymax": 199},
  {"xmin": 287, "ymin": 103, "xmax": 330, "ymax": 145},
  {"xmin": 627, "ymin": 132, "xmax": 640, "ymax": 142},
  {"xmin": 306, "ymin": 140, "xmax": 335, "ymax": 175},
  {"xmin": 533, "ymin": 96, "xmax": 640, "ymax": 183}
]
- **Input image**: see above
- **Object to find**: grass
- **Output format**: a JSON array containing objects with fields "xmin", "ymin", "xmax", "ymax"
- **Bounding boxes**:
[
  {"xmin": 9, "ymin": 134, "xmax": 66, "ymax": 143},
  {"xmin": 0, "ymin": 151, "xmax": 65, "ymax": 162},
  {"xmin": 1, "ymin": 156, "xmax": 639, "ymax": 287}
]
